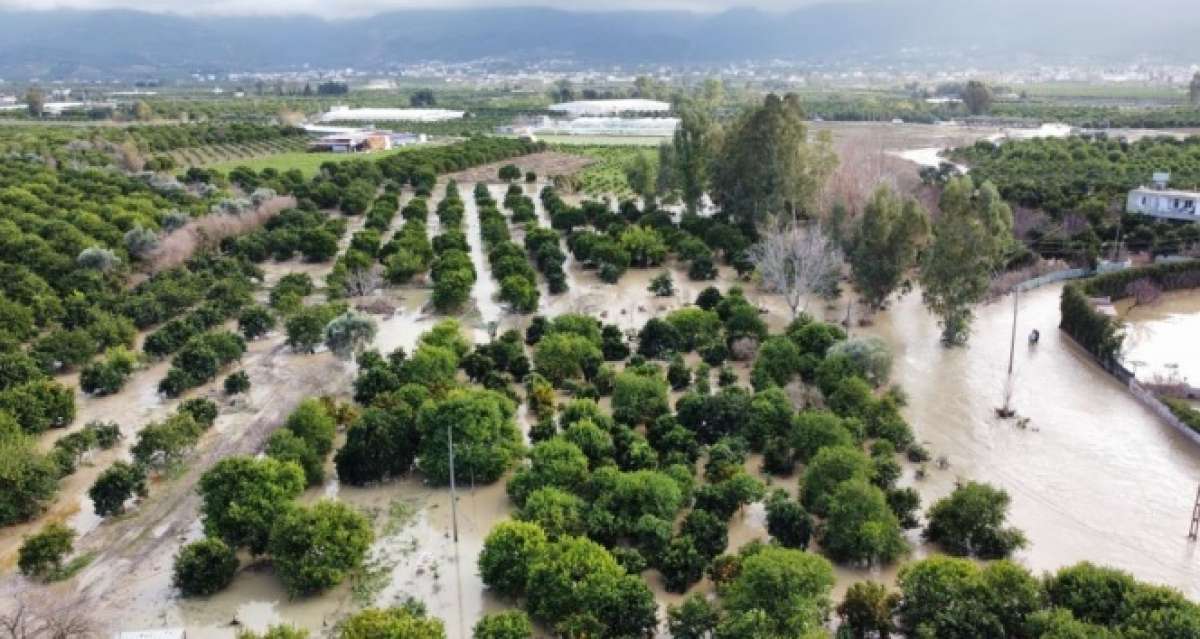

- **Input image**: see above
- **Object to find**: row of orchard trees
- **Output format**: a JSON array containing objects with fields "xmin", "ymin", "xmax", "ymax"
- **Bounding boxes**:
[
  {"xmin": 2, "ymin": 136, "xmax": 542, "ymax": 531},
  {"xmin": 16, "ymin": 294, "xmax": 1200, "ymax": 636}
]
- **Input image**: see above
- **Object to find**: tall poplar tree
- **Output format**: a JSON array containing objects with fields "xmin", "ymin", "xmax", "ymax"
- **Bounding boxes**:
[
  {"xmin": 673, "ymin": 104, "xmax": 714, "ymax": 214},
  {"xmin": 919, "ymin": 176, "xmax": 1013, "ymax": 345},
  {"xmin": 847, "ymin": 186, "xmax": 929, "ymax": 310},
  {"xmin": 711, "ymin": 93, "xmax": 836, "ymax": 229}
]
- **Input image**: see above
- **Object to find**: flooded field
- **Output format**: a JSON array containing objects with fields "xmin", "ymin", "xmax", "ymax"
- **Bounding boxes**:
[
  {"xmin": 1121, "ymin": 290, "xmax": 1200, "ymax": 385},
  {"xmin": 6, "ymin": 166, "xmax": 1200, "ymax": 636}
]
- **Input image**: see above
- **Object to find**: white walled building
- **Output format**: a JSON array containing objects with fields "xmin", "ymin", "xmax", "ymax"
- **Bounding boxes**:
[{"xmin": 1127, "ymin": 172, "xmax": 1200, "ymax": 221}]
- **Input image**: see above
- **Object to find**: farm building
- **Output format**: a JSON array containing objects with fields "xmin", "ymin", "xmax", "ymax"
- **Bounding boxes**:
[
  {"xmin": 318, "ymin": 106, "xmax": 465, "ymax": 123},
  {"xmin": 308, "ymin": 130, "xmax": 392, "ymax": 153},
  {"xmin": 548, "ymin": 99, "xmax": 671, "ymax": 116},
  {"xmin": 305, "ymin": 128, "xmax": 428, "ymax": 153},
  {"xmin": 1127, "ymin": 172, "xmax": 1200, "ymax": 222}
]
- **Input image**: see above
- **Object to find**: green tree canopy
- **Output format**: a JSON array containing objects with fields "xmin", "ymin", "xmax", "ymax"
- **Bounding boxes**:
[
  {"xmin": 821, "ymin": 479, "xmax": 909, "ymax": 565},
  {"xmin": 472, "ymin": 610, "xmax": 532, "ymax": 639},
  {"xmin": 526, "ymin": 535, "xmax": 657, "ymax": 637},
  {"xmin": 800, "ymin": 445, "xmax": 873, "ymax": 516},
  {"xmin": 479, "ymin": 519, "xmax": 548, "ymax": 598},
  {"xmin": 268, "ymin": 499, "xmax": 374, "ymax": 596},
  {"xmin": 17, "ymin": 522, "xmax": 75, "ymax": 579},
  {"xmin": 924, "ymin": 481, "xmax": 1027, "ymax": 559},
  {"xmin": 198, "ymin": 456, "xmax": 305, "ymax": 555},
  {"xmin": 173, "ymin": 537, "xmax": 239, "ymax": 597},
  {"xmin": 718, "ymin": 544, "xmax": 835, "ymax": 637},
  {"xmin": 338, "ymin": 604, "xmax": 446, "ymax": 639},
  {"xmin": 711, "ymin": 93, "xmax": 837, "ymax": 226},
  {"xmin": 417, "ymin": 389, "xmax": 523, "ymax": 485},
  {"xmin": 847, "ymin": 186, "xmax": 928, "ymax": 310},
  {"xmin": 919, "ymin": 176, "xmax": 1013, "ymax": 345}
]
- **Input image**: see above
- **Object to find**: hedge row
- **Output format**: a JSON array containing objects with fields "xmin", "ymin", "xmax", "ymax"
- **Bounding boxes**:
[
  {"xmin": 476, "ymin": 184, "xmax": 538, "ymax": 313},
  {"xmin": 1060, "ymin": 260, "xmax": 1200, "ymax": 361},
  {"xmin": 430, "ymin": 181, "xmax": 476, "ymax": 313},
  {"xmin": 1163, "ymin": 397, "xmax": 1200, "ymax": 435},
  {"xmin": 381, "ymin": 200, "xmax": 433, "ymax": 285}
]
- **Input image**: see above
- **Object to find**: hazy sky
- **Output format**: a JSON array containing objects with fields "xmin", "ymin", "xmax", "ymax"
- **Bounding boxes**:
[{"xmin": 3, "ymin": 0, "xmax": 846, "ymax": 17}]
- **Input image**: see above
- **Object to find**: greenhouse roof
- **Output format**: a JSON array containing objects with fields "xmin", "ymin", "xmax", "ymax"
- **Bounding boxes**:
[
  {"xmin": 548, "ymin": 99, "xmax": 671, "ymax": 116},
  {"xmin": 319, "ymin": 107, "xmax": 465, "ymax": 122}
]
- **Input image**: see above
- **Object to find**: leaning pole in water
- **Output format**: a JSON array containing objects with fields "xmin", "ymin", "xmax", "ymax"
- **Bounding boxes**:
[{"xmin": 998, "ymin": 286, "xmax": 1019, "ymax": 418}]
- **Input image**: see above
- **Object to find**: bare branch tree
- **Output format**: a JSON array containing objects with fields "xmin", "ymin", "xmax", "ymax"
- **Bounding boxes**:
[
  {"xmin": 1125, "ymin": 277, "xmax": 1163, "ymax": 309},
  {"xmin": 748, "ymin": 221, "xmax": 844, "ymax": 318},
  {"xmin": 0, "ymin": 596, "xmax": 96, "ymax": 639},
  {"xmin": 345, "ymin": 266, "xmax": 382, "ymax": 297}
]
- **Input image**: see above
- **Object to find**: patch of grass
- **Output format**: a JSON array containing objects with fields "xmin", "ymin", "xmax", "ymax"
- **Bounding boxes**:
[
  {"xmin": 351, "ymin": 553, "xmax": 394, "ymax": 606},
  {"xmin": 205, "ymin": 144, "xmax": 430, "ymax": 178},
  {"xmin": 48, "ymin": 551, "xmax": 97, "ymax": 582},
  {"xmin": 382, "ymin": 497, "xmax": 419, "ymax": 537},
  {"xmin": 1018, "ymin": 82, "xmax": 1185, "ymax": 101}
]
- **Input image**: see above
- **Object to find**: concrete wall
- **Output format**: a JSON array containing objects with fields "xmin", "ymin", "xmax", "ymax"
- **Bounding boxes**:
[{"xmin": 1129, "ymin": 380, "xmax": 1200, "ymax": 446}]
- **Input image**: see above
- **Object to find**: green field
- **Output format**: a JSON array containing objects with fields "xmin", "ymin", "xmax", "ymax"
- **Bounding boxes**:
[
  {"xmin": 1017, "ymin": 82, "xmax": 1187, "ymax": 101},
  {"xmin": 205, "ymin": 145, "xmax": 428, "ymax": 177},
  {"xmin": 550, "ymin": 143, "xmax": 656, "ymax": 199}
]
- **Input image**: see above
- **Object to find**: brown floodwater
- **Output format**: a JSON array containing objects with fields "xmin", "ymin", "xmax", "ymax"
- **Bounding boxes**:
[
  {"xmin": 1121, "ymin": 290, "xmax": 1200, "ymax": 385},
  {"xmin": 864, "ymin": 284, "xmax": 1200, "ymax": 598}
]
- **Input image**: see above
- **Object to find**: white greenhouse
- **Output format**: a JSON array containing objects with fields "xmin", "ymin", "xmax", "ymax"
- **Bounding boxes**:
[
  {"xmin": 318, "ymin": 106, "xmax": 465, "ymax": 123},
  {"xmin": 547, "ymin": 99, "xmax": 671, "ymax": 117},
  {"xmin": 528, "ymin": 116, "xmax": 679, "ymax": 137}
]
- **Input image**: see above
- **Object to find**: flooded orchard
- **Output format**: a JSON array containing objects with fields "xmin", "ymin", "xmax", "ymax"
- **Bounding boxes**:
[{"xmin": 6, "ymin": 174, "xmax": 1200, "ymax": 637}]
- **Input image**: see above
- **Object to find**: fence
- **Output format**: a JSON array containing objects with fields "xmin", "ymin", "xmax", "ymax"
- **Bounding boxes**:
[
  {"xmin": 1013, "ymin": 267, "xmax": 1090, "ymax": 292},
  {"xmin": 1128, "ymin": 380, "xmax": 1200, "ymax": 446}
]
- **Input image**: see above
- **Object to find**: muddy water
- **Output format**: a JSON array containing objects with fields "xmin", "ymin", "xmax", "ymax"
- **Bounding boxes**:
[
  {"xmin": 462, "ymin": 184, "xmax": 502, "ymax": 341},
  {"xmin": 865, "ymin": 284, "xmax": 1200, "ymax": 598},
  {"xmin": 1121, "ymin": 291, "xmax": 1200, "ymax": 384},
  {"xmin": 166, "ymin": 478, "xmax": 512, "ymax": 639},
  {"xmin": 893, "ymin": 148, "xmax": 969, "ymax": 173}
]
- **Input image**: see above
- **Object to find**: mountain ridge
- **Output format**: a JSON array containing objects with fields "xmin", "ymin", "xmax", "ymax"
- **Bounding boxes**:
[{"xmin": 0, "ymin": 2, "xmax": 1197, "ymax": 79}]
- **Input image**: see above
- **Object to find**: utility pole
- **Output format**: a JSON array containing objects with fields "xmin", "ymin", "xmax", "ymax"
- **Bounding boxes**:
[
  {"xmin": 1189, "ymin": 484, "xmax": 1200, "ymax": 540},
  {"xmin": 447, "ymin": 428, "xmax": 466, "ymax": 639},
  {"xmin": 997, "ymin": 286, "xmax": 1019, "ymax": 418},
  {"xmin": 1007, "ymin": 286, "xmax": 1019, "ymax": 378},
  {"xmin": 448, "ymin": 427, "xmax": 459, "ymax": 543}
]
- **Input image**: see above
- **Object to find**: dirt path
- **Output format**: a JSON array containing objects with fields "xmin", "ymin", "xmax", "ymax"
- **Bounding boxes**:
[
  {"xmin": 74, "ymin": 342, "xmax": 354, "ymax": 630},
  {"xmin": 444, "ymin": 151, "xmax": 593, "ymax": 183},
  {"xmin": 0, "ymin": 207, "xmax": 372, "ymax": 626}
]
